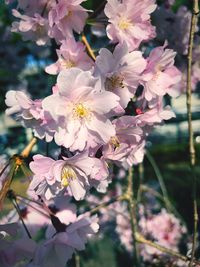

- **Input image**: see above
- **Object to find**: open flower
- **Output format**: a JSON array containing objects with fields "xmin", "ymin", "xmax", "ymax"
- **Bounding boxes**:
[
  {"xmin": 45, "ymin": 37, "xmax": 93, "ymax": 74},
  {"xmin": 141, "ymin": 44, "xmax": 182, "ymax": 101},
  {"xmin": 48, "ymin": 0, "xmax": 88, "ymax": 42},
  {"xmin": 42, "ymin": 68, "xmax": 120, "ymax": 151},
  {"xmin": 29, "ymin": 152, "xmax": 109, "ymax": 201},
  {"xmin": 95, "ymin": 43, "xmax": 146, "ymax": 108},
  {"xmin": 103, "ymin": 115, "xmax": 145, "ymax": 167},
  {"xmin": 104, "ymin": 0, "xmax": 157, "ymax": 51}
]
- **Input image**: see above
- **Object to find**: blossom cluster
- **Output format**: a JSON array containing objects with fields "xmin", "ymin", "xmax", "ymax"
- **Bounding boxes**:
[
  {"xmin": 1, "ymin": 0, "xmax": 188, "ymax": 266},
  {"xmin": 115, "ymin": 202, "xmax": 188, "ymax": 265}
]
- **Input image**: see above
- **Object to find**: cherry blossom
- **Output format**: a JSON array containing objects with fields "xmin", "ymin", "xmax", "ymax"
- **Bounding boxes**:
[
  {"xmin": 46, "ymin": 37, "xmax": 93, "ymax": 74},
  {"xmin": 141, "ymin": 43, "xmax": 182, "ymax": 101},
  {"xmin": 42, "ymin": 68, "xmax": 120, "ymax": 151},
  {"xmin": 95, "ymin": 43, "xmax": 147, "ymax": 108},
  {"xmin": 29, "ymin": 152, "xmax": 109, "ymax": 201},
  {"xmin": 48, "ymin": 0, "xmax": 88, "ymax": 42},
  {"xmin": 104, "ymin": 0, "xmax": 157, "ymax": 51}
]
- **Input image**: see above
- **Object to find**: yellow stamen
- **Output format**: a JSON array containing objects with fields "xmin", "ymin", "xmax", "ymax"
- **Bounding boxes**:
[
  {"xmin": 118, "ymin": 18, "xmax": 132, "ymax": 30},
  {"xmin": 110, "ymin": 136, "xmax": 120, "ymax": 149},
  {"xmin": 61, "ymin": 166, "xmax": 76, "ymax": 187},
  {"xmin": 73, "ymin": 103, "xmax": 91, "ymax": 120}
]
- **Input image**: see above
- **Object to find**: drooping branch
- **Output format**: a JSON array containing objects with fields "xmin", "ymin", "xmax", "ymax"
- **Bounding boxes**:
[
  {"xmin": 186, "ymin": 1, "xmax": 199, "ymax": 266},
  {"xmin": 124, "ymin": 168, "xmax": 140, "ymax": 266}
]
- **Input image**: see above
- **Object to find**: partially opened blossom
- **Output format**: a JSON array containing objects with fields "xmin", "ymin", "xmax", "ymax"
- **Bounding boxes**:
[
  {"xmin": 42, "ymin": 68, "xmax": 120, "ymax": 151},
  {"xmin": 141, "ymin": 44, "xmax": 182, "ymax": 101},
  {"xmin": 5, "ymin": 90, "xmax": 55, "ymax": 142},
  {"xmin": 48, "ymin": 0, "xmax": 88, "ymax": 42},
  {"xmin": 46, "ymin": 37, "xmax": 93, "ymax": 75},
  {"xmin": 29, "ymin": 152, "xmax": 109, "ymax": 201},
  {"xmin": 11, "ymin": 10, "xmax": 49, "ymax": 45},
  {"xmin": 95, "ymin": 43, "xmax": 147, "ymax": 108},
  {"xmin": 104, "ymin": 0, "xmax": 157, "ymax": 51},
  {"xmin": 103, "ymin": 115, "xmax": 145, "ymax": 167}
]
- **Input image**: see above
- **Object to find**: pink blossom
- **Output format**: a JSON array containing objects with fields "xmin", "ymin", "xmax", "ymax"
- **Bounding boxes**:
[
  {"xmin": 46, "ymin": 37, "xmax": 93, "ymax": 75},
  {"xmin": 29, "ymin": 152, "xmax": 109, "ymax": 201},
  {"xmin": 5, "ymin": 90, "xmax": 55, "ymax": 142},
  {"xmin": 141, "ymin": 44, "xmax": 182, "ymax": 101},
  {"xmin": 115, "ymin": 203, "xmax": 187, "ymax": 262},
  {"xmin": 103, "ymin": 116, "xmax": 145, "ymax": 167},
  {"xmin": 139, "ymin": 209, "xmax": 187, "ymax": 261},
  {"xmin": 31, "ymin": 214, "xmax": 99, "ymax": 267},
  {"xmin": 104, "ymin": 0, "xmax": 157, "ymax": 51},
  {"xmin": 11, "ymin": 10, "xmax": 50, "ymax": 45},
  {"xmin": 42, "ymin": 68, "xmax": 120, "ymax": 151},
  {"xmin": 48, "ymin": 0, "xmax": 88, "ymax": 42},
  {"xmin": 95, "ymin": 43, "xmax": 147, "ymax": 108}
]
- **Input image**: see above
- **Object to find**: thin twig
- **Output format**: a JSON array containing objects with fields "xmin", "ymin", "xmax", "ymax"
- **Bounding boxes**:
[
  {"xmin": 8, "ymin": 194, "xmax": 32, "ymax": 239},
  {"xmin": 16, "ymin": 196, "xmax": 50, "ymax": 219},
  {"xmin": 81, "ymin": 35, "xmax": 96, "ymax": 61},
  {"xmin": 135, "ymin": 232, "xmax": 200, "ymax": 265},
  {"xmin": 125, "ymin": 168, "xmax": 140, "ymax": 266},
  {"xmin": 187, "ymin": 1, "xmax": 199, "ymax": 266},
  {"xmin": 146, "ymin": 150, "xmax": 172, "ymax": 212}
]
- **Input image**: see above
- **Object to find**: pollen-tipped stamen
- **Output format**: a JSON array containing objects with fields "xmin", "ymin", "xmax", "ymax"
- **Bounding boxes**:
[{"xmin": 61, "ymin": 166, "xmax": 76, "ymax": 187}]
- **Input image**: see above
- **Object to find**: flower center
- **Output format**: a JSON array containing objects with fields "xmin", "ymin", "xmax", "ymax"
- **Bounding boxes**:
[
  {"xmin": 152, "ymin": 71, "xmax": 161, "ymax": 81},
  {"xmin": 61, "ymin": 166, "xmax": 76, "ymax": 187},
  {"xmin": 118, "ymin": 18, "xmax": 132, "ymax": 30},
  {"xmin": 73, "ymin": 103, "xmax": 91, "ymax": 120},
  {"xmin": 152, "ymin": 65, "xmax": 163, "ymax": 81},
  {"xmin": 61, "ymin": 59, "xmax": 76, "ymax": 69},
  {"xmin": 110, "ymin": 136, "xmax": 120, "ymax": 150},
  {"xmin": 105, "ymin": 75, "xmax": 124, "ymax": 91},
  {"xmin": 66, "ymin": 10, "xmax": 73, "ymax": 18}
]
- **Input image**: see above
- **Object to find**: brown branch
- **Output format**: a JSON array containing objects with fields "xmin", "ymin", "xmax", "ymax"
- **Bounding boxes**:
[
  {"xmin": 135, "ymin": 232, "xmax": 200, "ymax": 265},
  {"xmin": 81, "ymin": 34, "xmax": 96, "ymax": 61},
  {"xmin": 186, "ymin": 1, "xmax": 199, "ymax": 266}
]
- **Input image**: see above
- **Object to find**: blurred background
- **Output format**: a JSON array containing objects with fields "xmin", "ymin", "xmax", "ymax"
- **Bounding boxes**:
[{"xmin": 0, "ymin": 0, "xmax": 200, "ymax": 266}]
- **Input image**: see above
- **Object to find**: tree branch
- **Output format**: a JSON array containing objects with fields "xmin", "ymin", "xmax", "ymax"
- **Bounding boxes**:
[{"xmin": 186, "ymin": 1, "xmax": 199, "ymax": 266}]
